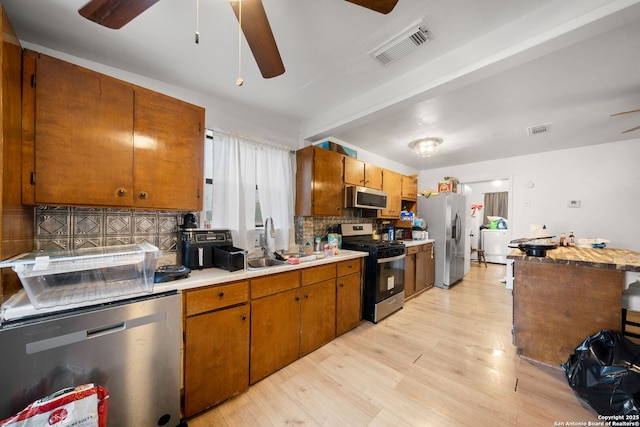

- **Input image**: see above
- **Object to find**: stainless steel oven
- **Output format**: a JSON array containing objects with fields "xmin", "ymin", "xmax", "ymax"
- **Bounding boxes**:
[
  {"xmin": 374, "ymin": 252, "xmax": 405, "ymax": 320},
  {"xmin": 340, "ymin": 223, "xmax": 405, "ymax": 323}
]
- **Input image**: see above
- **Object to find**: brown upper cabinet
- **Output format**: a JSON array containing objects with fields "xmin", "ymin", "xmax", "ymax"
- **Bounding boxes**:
[
  {"xmin": 21, "ymin": 50, "xmax": 205, "ymax": 211},
  {"xmin": 401, "ymin": 175, "xmax": 418, "ymax": 200},
  {"xmin": 295, "ymin": 145, "xmax": 417, "ymax": 218},
  {"xmin": 296, "ymin": 146, "xmax": 344, "ymax": 216},
  {"xmin": 379, "ymin": 169, "xmax": 402, "ymax": 218},
  {"xmin": 343, "ymin": 157, "xmax": 383, "ymax": 190}
]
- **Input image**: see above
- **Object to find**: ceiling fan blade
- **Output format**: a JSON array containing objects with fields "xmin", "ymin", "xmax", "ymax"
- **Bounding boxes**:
[
  {"xmin": 345, "ymin": 0, "xmax": 399, "ymax": 14},
  {"xmin": 610, "ymin": 109, "xmax": 640, "ymax": 117},
  {"xmin": 230, "ymin": 0, "xmax": 285, "ymax": 79},
  {"xmin": 622, "ymin": 125, "xmax": 640, "ymax": 133},
  {"xmin": 78, "ymin": 0, "xmax": 159, "ymax": 30}
]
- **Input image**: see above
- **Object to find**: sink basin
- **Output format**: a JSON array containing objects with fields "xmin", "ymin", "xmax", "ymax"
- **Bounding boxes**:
[{"xmin": 247, "ymin": 257, "xmax": 288, "ymax": 270}]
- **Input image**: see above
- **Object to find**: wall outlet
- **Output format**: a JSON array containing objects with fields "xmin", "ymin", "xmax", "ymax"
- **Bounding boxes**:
[
  {"xmin": 567, "ymin": 200, "xmax": 581, "ymax": 208},
  {"xmin": 254, "ymin": 233, "xmax": 264, "ymax": 248}
]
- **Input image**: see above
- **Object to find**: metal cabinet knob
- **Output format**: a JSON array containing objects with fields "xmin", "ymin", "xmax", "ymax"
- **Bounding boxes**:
[
  {"xmin": 218, "ymin": 292, "xmax": 224, "ymax": 298},
  {"xmin": 241, "ymin": 315, "xmax": 247, "ymax": 321},
  {"xmin": 139, "ymin": 191, "xmax": 148, "ymax": 199},
  {"xmin": 117, "ymin": 188, "xmax": 126, "ymax": 197}
]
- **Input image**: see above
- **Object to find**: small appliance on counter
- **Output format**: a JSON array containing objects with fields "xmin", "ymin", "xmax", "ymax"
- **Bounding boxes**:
[
  {"xmin": 178, "ymin": 228, "xmax": 246, "ymax": 271},
  {"xmin": 154, "ymin": 264, "xmax": 191, "ymax": 283}
]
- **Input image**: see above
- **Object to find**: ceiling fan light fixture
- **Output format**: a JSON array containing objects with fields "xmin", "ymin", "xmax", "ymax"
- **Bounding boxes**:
[{"xmin": 410, "ymin": 137, "xmax": 442, "ymax": 157}]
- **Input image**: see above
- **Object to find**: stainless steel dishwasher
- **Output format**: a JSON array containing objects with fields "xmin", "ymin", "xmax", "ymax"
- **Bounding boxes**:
[{"xmin": 0, "ymin": 291, "xmax": 181, "ymax": 426}]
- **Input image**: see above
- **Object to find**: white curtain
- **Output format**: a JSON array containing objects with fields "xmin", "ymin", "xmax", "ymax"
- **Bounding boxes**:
[{"xmin": 208, "ymin": 130, "xmax": 294, "ymax": 252}]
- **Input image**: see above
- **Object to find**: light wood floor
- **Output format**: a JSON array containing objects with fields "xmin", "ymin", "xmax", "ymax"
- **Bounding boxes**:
[{"xmin": 188, "ymin": 263, "xmax": 598, "ymax": 426}]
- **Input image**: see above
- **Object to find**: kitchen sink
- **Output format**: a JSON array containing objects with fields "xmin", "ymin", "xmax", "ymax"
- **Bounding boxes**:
[{"xmin": 247, "ymin": 257, "xmax": 288, "ymax": 270}]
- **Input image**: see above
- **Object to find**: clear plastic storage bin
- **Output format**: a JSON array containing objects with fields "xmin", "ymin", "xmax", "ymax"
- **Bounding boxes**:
[{"xmin": 0, "ymin": 243, "xmax": 159, "ymax": 308}]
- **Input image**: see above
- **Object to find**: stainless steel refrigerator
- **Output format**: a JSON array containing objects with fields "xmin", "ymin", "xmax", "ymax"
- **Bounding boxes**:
[{"xmin": 418, "ymin": 193, "xmax": 467, "ymax": 289}]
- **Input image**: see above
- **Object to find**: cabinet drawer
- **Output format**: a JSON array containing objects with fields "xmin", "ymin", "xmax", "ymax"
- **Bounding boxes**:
[
  {"xmin": 337, "ymin": 259, "xmax": 361, "ymax": 277},
  {"xmin": 251, "ymin": 270, "xmax": 300, "ymax": 299},
  {"xmin": 407, "ymin": 245, "xmax": 421, "ymax": 255},
  {"xmin": 185, "ymin": 280, "xmax": 249, "ymax": 316},
  {"xmin": 301, "ymin": 264, "xmax": 336, "ymax": 286}
]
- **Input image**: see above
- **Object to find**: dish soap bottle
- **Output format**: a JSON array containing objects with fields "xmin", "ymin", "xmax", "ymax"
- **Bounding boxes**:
[{"xmin": 559, "ymin": 232, "xmax": 566, "ymax": 247}]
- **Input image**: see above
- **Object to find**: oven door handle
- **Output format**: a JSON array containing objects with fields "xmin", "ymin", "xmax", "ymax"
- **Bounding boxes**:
[{"xmin": 377, "ymin": 253, "xmax": 406, "ymax": 264}]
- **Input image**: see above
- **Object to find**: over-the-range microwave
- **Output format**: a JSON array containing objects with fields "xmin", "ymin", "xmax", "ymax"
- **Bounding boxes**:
[{"xmin": 345, "ymin": 186, "xmax": 388, "ymax": 210}]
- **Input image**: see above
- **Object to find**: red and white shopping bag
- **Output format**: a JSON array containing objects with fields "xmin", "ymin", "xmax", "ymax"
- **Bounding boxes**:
[{"xmin": 0, "ymin": 384, "xmax": 108, "ymax": 427}]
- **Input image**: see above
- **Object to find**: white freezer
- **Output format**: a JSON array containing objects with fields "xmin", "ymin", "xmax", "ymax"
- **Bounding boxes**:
[{"xmin": 481, "ymin": 229, "xmax": 510, "ymax": 264}]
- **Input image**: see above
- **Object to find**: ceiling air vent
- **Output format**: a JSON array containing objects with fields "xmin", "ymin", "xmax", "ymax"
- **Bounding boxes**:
[
  {"xmin": 526, "ymin": 122, "xmax": 551, "ymax": 136},
  {"xmin": 369, "ymin": 21, "xmax": 431, "ymax": 66}
]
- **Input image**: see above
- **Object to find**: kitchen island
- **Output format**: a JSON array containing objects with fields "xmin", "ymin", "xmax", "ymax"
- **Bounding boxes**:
[{"xmin": 509, "ymin": 246, "xmax": 640, "ymax": 367}]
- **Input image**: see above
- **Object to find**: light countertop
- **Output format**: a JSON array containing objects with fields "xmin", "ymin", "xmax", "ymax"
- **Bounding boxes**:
[{"xmin": 1, "ymin": 250, "xmax": 368, "ymax": 323}]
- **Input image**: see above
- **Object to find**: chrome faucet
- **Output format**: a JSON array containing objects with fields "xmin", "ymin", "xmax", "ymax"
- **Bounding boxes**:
[{"xmin": 262, "ymin": 217, "xmax": 276, "ymax": 257}]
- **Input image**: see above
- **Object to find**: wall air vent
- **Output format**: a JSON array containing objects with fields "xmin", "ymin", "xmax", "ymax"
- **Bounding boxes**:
[
  {"xmin": 526, "ymin": 122, "xmax": 552, "ymax": 136},
  {"xmin": 369, "ymin": 21, "xmax": 431, "ymax": 66}
]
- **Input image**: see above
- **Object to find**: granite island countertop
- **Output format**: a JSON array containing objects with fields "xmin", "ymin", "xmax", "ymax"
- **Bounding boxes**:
[{"xmin": 507, "ymin": 246, "xmax": 640, "ymax": 272}]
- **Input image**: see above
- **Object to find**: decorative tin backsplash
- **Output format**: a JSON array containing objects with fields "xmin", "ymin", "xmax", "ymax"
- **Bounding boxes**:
[{"xmin": 34, "ymin": 206, "xmax": 184, "ymax": 252}]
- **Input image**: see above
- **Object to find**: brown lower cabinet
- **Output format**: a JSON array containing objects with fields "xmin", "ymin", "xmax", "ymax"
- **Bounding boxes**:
[
  {"xmin": 250, "ymin": 265, "xmax": 336, "ymax": 384},
  {"xmin": 336, "ymin": 259, "xmax": 362, "ymax": 336},
  {"xmin": 183, "ymin": 281, "xmax": 250, "ymax": 418},
  {"xmin": 404, "ymin": 243, "xmax": 435, "ymax": 298},
  {"xmin": 182, "ymin": 260, "xmax": 363, "ymax": 417}
]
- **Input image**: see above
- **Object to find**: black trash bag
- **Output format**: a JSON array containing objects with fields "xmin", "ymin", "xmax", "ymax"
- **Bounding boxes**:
[{"xmin": 562, "ymin": 329, "xmax": 640, "ymax": 415}]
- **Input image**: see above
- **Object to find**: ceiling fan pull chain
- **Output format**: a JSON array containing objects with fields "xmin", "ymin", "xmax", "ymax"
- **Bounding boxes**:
[
  {"xmin": 195, "ymin": 0, "xmax": 200, "ymax": 44},
  {"xmin": 236, "ymin": 0, "xmax": 244, "ymax": 86}
]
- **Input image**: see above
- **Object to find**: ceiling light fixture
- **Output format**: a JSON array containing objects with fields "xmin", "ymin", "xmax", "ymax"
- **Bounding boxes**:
[{"xmin": 409, "ymin": 137, "xmax": 442, "ymax": 157}]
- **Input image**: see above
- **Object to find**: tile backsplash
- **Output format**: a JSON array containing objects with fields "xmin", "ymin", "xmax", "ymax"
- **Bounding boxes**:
[{"xmin": 34, "ymin": 206, "xmax": 184, "ymax": 253}]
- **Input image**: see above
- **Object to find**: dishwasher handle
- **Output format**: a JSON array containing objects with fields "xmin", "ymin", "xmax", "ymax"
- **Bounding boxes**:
[{"xmin": 87, "ymin": 322, "xmax": 125, "ymax": 339}]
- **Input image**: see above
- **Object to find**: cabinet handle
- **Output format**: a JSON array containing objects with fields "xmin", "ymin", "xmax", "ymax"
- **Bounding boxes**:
[
  {"xmin": 339, "ymin": 283, "xmax": 344, "ymax": 287},
  {"xmin": 295, "ymin": 296, "xmax": 300, "ymax": 301},
  {"xmin": 304, "ymin": 294, "xmax": 309, "ymax": 299},
  {"xmin": 218, "ymin": 291, "xmax": 224, "ymax": 298},
  {"xmin": 241, "ymin": 315, "xmax": 247, "ymax": 321},
  {"xmin": 116, "ymin": 188, "xmax": 126, "ymax": 197},
  {"xmin": 139, "ymin": 191, "xmax": 148, "ymax": 199}
]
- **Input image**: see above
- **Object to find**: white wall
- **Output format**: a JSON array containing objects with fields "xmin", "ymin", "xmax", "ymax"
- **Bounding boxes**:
[{"xmin": 419, "ymin": 138, "xmax": 640, "ymax": 252}]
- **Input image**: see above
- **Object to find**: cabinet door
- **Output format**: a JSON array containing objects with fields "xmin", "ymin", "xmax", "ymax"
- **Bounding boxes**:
[
  {"xmin": 250, "ymin": 289, "xmax": 300, "ymax": 384},
  {"xmin": 365, "ymin": 164, "xmax": 384, "ymax": 190},
  {"xmin": 133, "ymin": 88, "xmax": 204, "ymax": 210},
  {"xmin": 343, "ymin": 156, "xmax": 365, "ymax": 187},
  {"xmin": 404, "ymin": 253, "xmax": 416, "ymax": 297},
  {"xmin": 336, "ymin": 272, "xmax": 361, "ymax": 336},
  {"xmin": 184, "ymin": 304, "xmax": 250, "ymax": 417},
  {"xmin": 401, "ymin": 175, "xmax": 418, "ymax": 200},
  {"xmin": 344, "ymin": 157, "xmax": 383, "ymax": 190},
  {"xmin": 31, "ymin": 52, "xmax": 135, "ymax": 206},
  {"xmin": 379, "ymin": 169, "xmax": 402, "ymax": 218},
  {"xmin": 300, "ymin": 279, "xmax": 336, "ymax": 356},
  {"xmin": 312, "ymin": 148, "xmax": 344, "ymax": 215},
  {"xmin": 415, "ymin": 249, "xmax": 428, "ymax": 292},
  {"xmin": 425, "ymin": 243, "xmax": 435, "ymax": 289}
]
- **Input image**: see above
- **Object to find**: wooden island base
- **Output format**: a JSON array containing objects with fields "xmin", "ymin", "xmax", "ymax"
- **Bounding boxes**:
[{"xmin": 512, "ymin": 255, "xmax": 626, "ymax": 367}]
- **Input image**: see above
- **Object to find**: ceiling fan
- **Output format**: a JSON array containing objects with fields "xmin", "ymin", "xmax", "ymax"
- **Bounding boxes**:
[
  {"xmin": 610, "ymin": 109, "xmax": 640, "ymax": 133},
  {"xmin": 78, "ymin": 0, "xmax": 399, "ymax": 79}
]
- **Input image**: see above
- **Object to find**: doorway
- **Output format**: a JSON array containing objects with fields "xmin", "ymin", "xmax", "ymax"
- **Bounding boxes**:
[{"xmin": 460, "ymin": 178, "xmax": 512, "ymax": 274}]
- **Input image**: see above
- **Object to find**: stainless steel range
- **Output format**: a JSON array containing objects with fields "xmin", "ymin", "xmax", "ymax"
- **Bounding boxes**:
[{"xmin": 340, "ymin": 223, "xmax": 406, "ymax": 323}]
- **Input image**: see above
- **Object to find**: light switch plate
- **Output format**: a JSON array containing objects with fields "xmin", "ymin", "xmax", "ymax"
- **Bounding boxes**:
[{"xmin": 568, "ymin": 200, "xmax": 581, "ymax": 208}]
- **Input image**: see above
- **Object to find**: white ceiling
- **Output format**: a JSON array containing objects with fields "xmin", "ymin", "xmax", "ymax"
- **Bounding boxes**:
[{"xmin": 2, "ymin": 0, "xmax": 639, "ymax": 170}]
